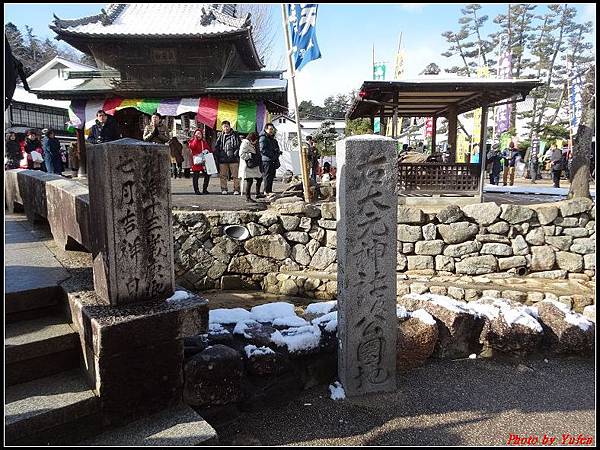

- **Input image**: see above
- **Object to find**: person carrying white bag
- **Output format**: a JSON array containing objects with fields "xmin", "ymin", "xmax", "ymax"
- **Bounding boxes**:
[{"xmin": 188, "ymin": 128, "xmax": 214, "ymax": 195}]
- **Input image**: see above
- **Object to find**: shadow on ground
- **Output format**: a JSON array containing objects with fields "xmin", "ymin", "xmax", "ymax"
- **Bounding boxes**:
[{"xmin": 216, "ymin": 356, "xmax": 595, "ymax": 446}]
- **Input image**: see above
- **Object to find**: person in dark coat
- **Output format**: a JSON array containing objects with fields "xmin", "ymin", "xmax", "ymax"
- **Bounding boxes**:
[
  {"xmin": 41, "ymin": 129, "xmax": 63, "ymax": 175},
  {"xmin": 306, "ymin": 135, "xmax": 320, "ymax": 183},
  {"xmin": 25, "ymin": 130, "xmax": 42, "ymax": 170},
  {"xmin": 259, "ymin": 123, "xmax": 281, "ymax": 197},
  {"xmin": 5, "ymin": 132, "xmax": 22, "ymax": 169},
  {"xmin": 87, "ymin": 110, "xmax": 121, "ymax": 144},
  {"xmin": 214, "ymin": 120, "xmax": 241, "ymax": 195},
  {"xmin": 486, "ymin": 145, "xmax": 503, "ymax": 185}
]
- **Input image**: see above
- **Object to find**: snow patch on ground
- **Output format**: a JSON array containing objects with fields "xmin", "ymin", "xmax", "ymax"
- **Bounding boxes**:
[
  {"xmin": 250, "ymin": 302, "xmax": 296, "ymax": 322},
  {"xmin": 244, "ymin": 345, "xmax": 275, "ymax": 358},
  {"xmin": 208, "ymin": 323, "xmax": 229, "ymax": 334},
  {"xmin": 209, "ymin": 308, "xmax": 251, "ymax": 324},
  {"xmin": 305, "ymin": 301, "xmax": 337, "ymax": 315},
  {"xmin": 329, "ymin": 381, "xmax": 346, "ymax": 400},
  {"xmin": 271, "ymin": 325, "xmax": 322, "ymax": 352}
]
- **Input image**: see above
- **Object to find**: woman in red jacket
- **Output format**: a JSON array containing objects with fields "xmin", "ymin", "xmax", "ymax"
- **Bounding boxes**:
[{"xmin": 188, "ymin": 128, "xmax": 212, "ymax": 195}]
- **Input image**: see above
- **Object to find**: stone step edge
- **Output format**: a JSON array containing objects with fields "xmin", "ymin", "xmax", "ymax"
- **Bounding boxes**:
[
  {"xmin": 76, "ymin": 403, "xmax": 218, "ymax": 446},
  {"xmin": 5, "ymin": 321, "xmax": 79, "ymax": 364}
]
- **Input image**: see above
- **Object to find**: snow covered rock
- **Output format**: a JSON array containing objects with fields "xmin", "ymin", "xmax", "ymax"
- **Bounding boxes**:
[
  {"xmin": 270, "ymin": 325, "xmax": 322, "ymax": 355},
  {"xmin": 329, "ymin": 381, "xmax": 346, "ymax": 400},
  {"xmin": 183, "ymin": 344, "xmax": 244, "ymax": 407},
  {"xmin": 470, "ymin": 298, "xmax": 543, "ymax": 355},
  {"xmin": 250, "ymin": 302, "xmax": 296, "ymax": 323},
  {"xmin": 302, "ymin": 300, "xmax": 338, "ymax": 322},
  {"xmin": 535, "ymin": 301, "xmax": 595, "ymax": 354},
  {"xmin": 233, "ymin": 319, "xmax": 277, "ymax": 348},
  {"xmin": 398, "ymin": 294, "xmax": 485, "ymax": 359},
  {"xmin": 396, "ymin": 308, "xmax": 439, "ymax": 369},
  {"xmin": 242, "ymin": 345, "xmax": 285, "ymax": 376}
]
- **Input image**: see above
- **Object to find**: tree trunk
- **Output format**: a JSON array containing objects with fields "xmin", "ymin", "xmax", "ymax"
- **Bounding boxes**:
[{"xmin": 568, "ymin": 67, "xmax": 594, "ymax": 200}]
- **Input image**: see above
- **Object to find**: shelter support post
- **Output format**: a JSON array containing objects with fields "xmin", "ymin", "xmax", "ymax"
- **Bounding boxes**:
[
  {"xmin": 431, "ymin": 115, "xmax": 437, "ymax": 151},
  {"xmin": 478, "ymin": 102, "xmax": 489, "ymax": 202},
  {"xmin": 392, "ymin": 90, "xmax": 399, "ymax": 138},
  {"xmin": 447, "ymin": 104, "xmax": 457, "ymax": 163},
  {"xmin": 370, "ymin": 115, "xmax": 375, "ymax": 133},
  {"xmin": 379, "ymin": 106, "xmax": 385, "ymax": 136},
  {"xmin": 76, "ymin": 128, "xmax": 87, "ymax": 178}
]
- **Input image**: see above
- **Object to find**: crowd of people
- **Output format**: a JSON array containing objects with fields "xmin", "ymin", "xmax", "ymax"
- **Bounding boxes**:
[
  {"xmin": 4, "ymin": 129, "xmax": 69, "ymax": 175},
  {"xmin": 5, "ymin": 108, "xmax": 338, "ymax": 202},
  {"xmin": 486, "ymin": 140, "xmax": 581, "ymax": 188}
]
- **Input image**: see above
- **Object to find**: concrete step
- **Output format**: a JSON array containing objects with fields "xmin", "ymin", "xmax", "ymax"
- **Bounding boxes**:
[
  {"xmin": 77, "ymin": 404, "xmax": 219, "ymax": 446},
  {"xmin": 5, "ymin": 314, "xmax": 80, "ymax": 386},
  {"xmin": 5, "ymin": 286, "xmax": 63, "ymax": 323},
  {"xmin": 5, "ymin": 369, "xmax": 100, "ymax": 445}
]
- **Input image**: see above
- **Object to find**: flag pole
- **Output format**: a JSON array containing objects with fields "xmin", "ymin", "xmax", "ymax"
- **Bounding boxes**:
[{"xmin": 281, "ymin": 4, "xmax": 312, "ymax": 203}]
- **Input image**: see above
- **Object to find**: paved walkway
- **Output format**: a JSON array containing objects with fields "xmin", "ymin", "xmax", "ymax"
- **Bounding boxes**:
[
  {"xmin": 5, "ymin": 213, "xmax": 71, "ymax": 296},
  {"xmin": 217, "ymin": 357, "xmax": 595, "ymax": 446}
]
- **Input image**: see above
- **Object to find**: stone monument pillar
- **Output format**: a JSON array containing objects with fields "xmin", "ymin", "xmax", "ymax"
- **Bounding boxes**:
[
  {"xmin": 336, "ymin": 135, "xmax": 398, "ymax": 396},
  {"xmin": 88, "ymin": 138, "xmax": 175, "ymax": 305}
]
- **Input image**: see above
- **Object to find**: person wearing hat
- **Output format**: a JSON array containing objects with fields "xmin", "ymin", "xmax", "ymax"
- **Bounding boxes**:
[{"xmin": 42, "ymin": 129, "xmax": 63, "ymax": 175}]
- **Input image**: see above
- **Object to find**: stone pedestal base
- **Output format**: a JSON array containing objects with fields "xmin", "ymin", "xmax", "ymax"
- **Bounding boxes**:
[{"xmin": 65, "ymin": 275, "xmax": 208, "ymax": 427}]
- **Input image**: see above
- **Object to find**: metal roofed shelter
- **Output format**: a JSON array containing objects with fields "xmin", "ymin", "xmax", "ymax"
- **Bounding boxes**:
[
  {"xmin": 346, "ymin": 78, "xmax": 542, "ymax": 201},
  {"xmin": 35, "ymin": 4, "xmax": 289, "ymax": 176}
]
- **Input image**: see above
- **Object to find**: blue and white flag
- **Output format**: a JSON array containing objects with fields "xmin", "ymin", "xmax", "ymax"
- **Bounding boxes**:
[{"xmin": 287, "ymin": 4, "xmax": 322, "ymax": 71}]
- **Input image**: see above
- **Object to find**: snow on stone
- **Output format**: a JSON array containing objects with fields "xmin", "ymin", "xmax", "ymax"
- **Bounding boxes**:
[
  {"xmin": 412, "ymin": 293, "xmax": 473, "ymax": 315},
  {"xmin": 209, "ymin": 308, "xmax": 251, "ymax": 324},
  {"xmin": 305, "ymin": 301, "xmax": 337, "ymax": 316},
  {"xmin": 270, "ymin": 325, "xmax": 322, "ymax": 353},
  {"xmin": 272, "ymin": 315, "xmax": 309, "ymax": 328},
  {"xmin": 469, "ymin": 354, "xmax": 477, "ymax": 359},
  {"xmin": 233, "ymin": 319, "xmax": 260, "ymax": 338},
  {"xmin": 411, "ymin": 309, "xmax": 436, "ymax": 326},
  {"xmin": 396, "ymin": 305, "xmax": 410, "ymax": 319},
  {"xmin": 166, "ymin": 290, "xmax": 192, "ymax": 303},
  {"xmin": 502, "ymin": 308, "xmax": 543, "ymax": 332},
  {"xmin": 563, "ymin": 311, "xmax": 593, "ymax": 332},
  {"xmin": 250, "ymin": 302, "xmax": 297, "ymax": 322},
  {"xmin": 524, "ymin": 306, "xmax": 539, "ymax": 319},
  {"xmin": 312, "ymin": 311, "xmax": 337, "ymax": 326},
  {"xmin": 540, "ymin": 300, "xmax": 593, "ymax": 331},
  {"xmin": 583, "ymin": 305, "xmax": 596, "ymax": 323},
  {"xmin": 244, "ymin": 345, "xmax": 275, "ymax": 358},
  {"xmin": 328, "ymin": 381, "xmax": 346, "ymax": 400},
  {"xmin": 208, "ymin": 323, "xmax": 228, "ymax": 334},
  {"xmin": 324, "ymin": 318, "xmax": 338, "ymax": 332},
  {"xmin": 468, "ymin": 302, "xmax": 500, "ymax": 320}
]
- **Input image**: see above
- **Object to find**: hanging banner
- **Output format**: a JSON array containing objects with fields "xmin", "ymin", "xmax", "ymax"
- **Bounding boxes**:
[
  {"xmin": 495, "ymin": 51, "xmax": 513, "ymax": 134},
  {"xmin": 373, "ymin": 62, "xmax": 387, "ymax": 80},
  {"xmin": 569, "ymin": 66, "xmax": 584, "ymax": 134},
  {"xmin": 456, "ymin": 132, "xmax": 470, "ymax": 163},
  {"xmin": 472, "ymin": 66, "xmax": 490, "ymax": 147},
  {"xmin": 425, "ymin": 117, "xmax": 433, "ymax": 137}
]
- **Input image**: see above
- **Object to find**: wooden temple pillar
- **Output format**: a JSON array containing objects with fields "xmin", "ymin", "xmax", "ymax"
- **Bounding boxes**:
[
  {"xmin": 370, "ymin": 115, "xmax": 375, "ymax": 133},
  {"xmin": 478, "ymin": 102, "xmax": 489, "ymax": 201},
  {"xmin": 379, "ymin": 105, "xmax": 385, "ymax": 136},
  {"xmin": 447, "ymin": 104, "xmax": 458, "ymax": 163}
]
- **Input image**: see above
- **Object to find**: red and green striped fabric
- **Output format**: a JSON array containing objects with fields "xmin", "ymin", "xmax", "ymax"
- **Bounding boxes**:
[{"xmin": 68, "ymin": 97, "xmax": 267, "ymax": 134}]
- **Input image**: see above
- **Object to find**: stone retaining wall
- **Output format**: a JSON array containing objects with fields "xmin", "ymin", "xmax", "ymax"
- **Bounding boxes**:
[{"xmin": 173, "ymin": 197, "xmax": 596, "ymax": 293}]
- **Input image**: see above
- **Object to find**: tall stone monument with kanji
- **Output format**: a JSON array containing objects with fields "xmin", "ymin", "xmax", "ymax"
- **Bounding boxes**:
[{"xmin": 336, "ymin": 135, "xmax": 398, "ymax": 396}]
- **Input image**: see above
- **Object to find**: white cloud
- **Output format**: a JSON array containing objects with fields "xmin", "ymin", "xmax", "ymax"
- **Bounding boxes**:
[{"xmin": 397, "ymin": 4, "xmax": 426, "ymax": 12}]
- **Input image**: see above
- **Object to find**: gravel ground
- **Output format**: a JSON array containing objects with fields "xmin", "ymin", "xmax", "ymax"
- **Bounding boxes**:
[{"xmin": 216, "ymin": 356, "xmax": 595, "ymax": 446}]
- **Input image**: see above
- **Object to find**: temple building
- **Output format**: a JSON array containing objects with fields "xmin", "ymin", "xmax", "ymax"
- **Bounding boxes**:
[{"xmin": 33, "ymin": 4, "xmax": 288, "ymax": 147}]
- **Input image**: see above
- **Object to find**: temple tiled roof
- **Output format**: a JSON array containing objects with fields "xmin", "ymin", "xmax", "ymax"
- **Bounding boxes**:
[{"xmin": 50, "ymin": 3, "xmax": 251, "ymax": 37}]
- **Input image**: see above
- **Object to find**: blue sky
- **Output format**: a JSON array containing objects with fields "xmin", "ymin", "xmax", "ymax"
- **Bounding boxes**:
[{"xmin": 5, "ymin": 3, "xmax": 596, "ymax": 106}]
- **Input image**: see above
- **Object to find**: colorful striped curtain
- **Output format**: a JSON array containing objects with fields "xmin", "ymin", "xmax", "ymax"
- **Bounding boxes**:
[{"xmin": 69, "ymin": 97, "xmax": 268, "ymax": 135}]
